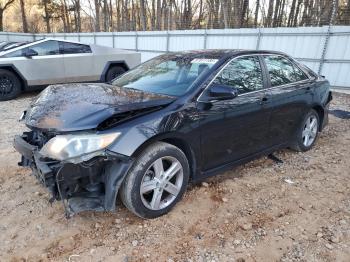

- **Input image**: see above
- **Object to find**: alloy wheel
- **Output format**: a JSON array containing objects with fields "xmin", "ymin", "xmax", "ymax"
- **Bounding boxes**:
[
  {"xmin": 302, "ymin": 114, "xmax": 318, "ymax": 147},
  {"xmin": 0, "ymin": 75, "xmax": 13, "ymax": 96},
  {"xmin": 140, "ymin": 156, "xmax": 184, "ymax": 210}
]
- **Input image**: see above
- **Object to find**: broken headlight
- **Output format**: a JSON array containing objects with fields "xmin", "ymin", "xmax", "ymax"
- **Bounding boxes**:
[{"xmin": 40, "ymin": 133, "xmax": 121, "ymax": 161}]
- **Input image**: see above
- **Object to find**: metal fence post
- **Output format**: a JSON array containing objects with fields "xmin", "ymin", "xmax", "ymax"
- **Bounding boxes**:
[
  {"xmin": 255, "ymin": 27, "xmax": 262, "ymax": 50},
  {"xmin": 135, "ymin": 32, "xmax": 138, "ymax": 51},
  {"xmin": 203, "ymin": 29, "xmax": 208, "ymax": 49},
  {"xmin": 112, "ymin": 32, "xmax": 115, "ymax": 48},
  {"xmin": 318, "ymin": 0, "xmax": 338, "ymax": 75},
  {"xmin": 166, "ymin": 30, "xmax": 170, "ymax": 52}
]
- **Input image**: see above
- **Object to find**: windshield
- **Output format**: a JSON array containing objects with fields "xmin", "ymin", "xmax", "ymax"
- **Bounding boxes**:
[{"xmin": 111, "ymin": 54, "xmax": 219, "ymax": 96}]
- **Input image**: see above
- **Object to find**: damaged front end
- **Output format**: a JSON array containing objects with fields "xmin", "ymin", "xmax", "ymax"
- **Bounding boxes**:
[
  {"xmin": 14, "ymin": 129, "xmax": 133, "ymax": 218},
  {"xmin": 13, "ymin": 83, "xmax": 174, "ymax": 217}
]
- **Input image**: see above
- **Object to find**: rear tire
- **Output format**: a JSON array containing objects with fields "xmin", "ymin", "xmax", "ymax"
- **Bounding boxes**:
[
  {"xmin": 120, "ymin": 142, "xmax": 190, "ymax": 219},
  {"xmin": 291, "ymin": 109, "xmax": 320, "ymax": 152},
  {"xmin": 0, "ymin": 69, "xmax": 21, "ymax": 101},
  {"xmin": 106, "ymin": 66, "xmax": 126, "ymax": 82}
]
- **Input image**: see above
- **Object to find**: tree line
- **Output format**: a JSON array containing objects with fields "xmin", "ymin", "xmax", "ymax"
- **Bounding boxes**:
[{"xmin": 1, "ymin": 0, "xmax": 350, "ymax": 33}]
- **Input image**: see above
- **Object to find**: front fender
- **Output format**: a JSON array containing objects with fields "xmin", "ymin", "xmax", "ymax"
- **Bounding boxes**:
[{"xmin": 106, "ymin": 107, "xmax": 200, "ymax": 157}]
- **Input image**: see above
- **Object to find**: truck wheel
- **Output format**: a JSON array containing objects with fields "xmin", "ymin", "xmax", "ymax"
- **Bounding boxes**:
[
  {"xmin": 0, "ymin": 69, "xmax": 21, "ymax": 101},
  {"xmin": 106, "ymin": 66, "xmax": 126, "ymax": 82},
  {"xmin": 120, "ymin": 142, "xmax": 190, "ymax": 219}
]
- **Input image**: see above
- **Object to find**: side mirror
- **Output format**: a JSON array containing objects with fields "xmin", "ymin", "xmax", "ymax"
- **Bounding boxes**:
[
  {"xmin": 23, "ymin": 48, "xmax": 38, "ymax": 58},
  {"xmin": 208, "ymin": 83, "xmax": 238, "ymax": 100}
]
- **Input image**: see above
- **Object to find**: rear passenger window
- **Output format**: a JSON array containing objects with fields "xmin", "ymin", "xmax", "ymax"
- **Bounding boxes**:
[
  {"xmin": 59, "ymin": 42, "xmax": 91, "ymax": 54},
  {"xmin": 213, "ymin": 56, "xmax": 264, "ymax": 94},
  {"xmin": 264, "ymin": 55, "xmax": 308, "ymax": 87}
]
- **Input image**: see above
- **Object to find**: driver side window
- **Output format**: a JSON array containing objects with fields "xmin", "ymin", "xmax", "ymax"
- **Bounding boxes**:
[
  {"xmin": 213, "ymin": 56, "xmax": 264, "ymax": 95},
  {"xmin": 3, "ymin": 40, "xmax": 60, "ymax": 58},
  {"xmin": 28, "ymin": 40, "xmax": 60, "ymax": 56}
]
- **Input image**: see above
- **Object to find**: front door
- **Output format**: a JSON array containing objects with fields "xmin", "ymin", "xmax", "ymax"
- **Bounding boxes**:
[
  {"xmin": 12, "ymin": 40, "xmax": 65, "ymax": 86},
  {"xmin": 198, "ymin": 55, "xmax": 272, "ymax": 171}
]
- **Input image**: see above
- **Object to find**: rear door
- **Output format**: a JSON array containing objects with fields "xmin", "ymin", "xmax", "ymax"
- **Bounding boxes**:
[
  {"xmin": 59, "ymin": 41, "xmax": 96, "ymax": 83},
  {"xmin": 262, "ymin": 55, "xmax": 314, "ymax": 145}
]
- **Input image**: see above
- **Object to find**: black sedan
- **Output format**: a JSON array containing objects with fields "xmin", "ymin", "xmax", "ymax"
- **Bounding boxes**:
[{"xmin": 14, "ymin": 50, "xmax": 332, "ymax": 219}]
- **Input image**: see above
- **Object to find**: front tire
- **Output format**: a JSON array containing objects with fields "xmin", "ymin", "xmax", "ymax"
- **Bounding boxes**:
[
  {"xmin": 291, "ymin": 109, "xmax": 320, "ymax": 152},
  {"xmin": 0, "ymin": 69, "xmax": 21, "ymax": 101},
  {"xmin": 120, "ymin": 142, "xmax": 190, "ymax": 219}
]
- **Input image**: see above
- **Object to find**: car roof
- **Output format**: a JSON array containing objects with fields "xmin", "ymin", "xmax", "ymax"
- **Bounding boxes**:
[
  {"xmin": 0, "ymin": 38, "xmax": 91, "ymax": 56},
  {"xmin": 159, "ymin": 49, "xmax": 291, "ymax": 63},
  {"xmin": 175, "ymin": 49, "xmax": 288, "ymax": 57},
  {"xmin": 42, "ymin": 38, "xmax": 90, "ymax": 45}
]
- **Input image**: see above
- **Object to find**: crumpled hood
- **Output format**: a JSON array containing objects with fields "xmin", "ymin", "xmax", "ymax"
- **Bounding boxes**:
[{"xmin": 25, "ymin": 83, "xmax": 175, "ymax": 132}]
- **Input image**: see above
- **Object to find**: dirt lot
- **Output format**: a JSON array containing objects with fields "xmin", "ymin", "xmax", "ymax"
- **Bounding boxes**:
[{"xmin": 0, "ymin": 91, "xmax": 349, "ymax": 262}]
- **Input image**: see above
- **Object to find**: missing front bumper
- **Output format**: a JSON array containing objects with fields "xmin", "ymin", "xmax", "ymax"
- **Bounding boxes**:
[{"xmin": 13, "ymin": 134, "xmax": 133, "ymax": 217}]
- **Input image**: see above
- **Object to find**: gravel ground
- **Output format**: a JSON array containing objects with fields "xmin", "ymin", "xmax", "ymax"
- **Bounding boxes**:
[{"xmin": 0, "ymin": 91, "xmax": 349, "ymax": 262}]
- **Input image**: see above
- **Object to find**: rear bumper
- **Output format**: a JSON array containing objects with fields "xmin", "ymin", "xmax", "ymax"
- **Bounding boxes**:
[{"xmin": 13, "ymin": 134, "xmax": 133, "ymax": 217}]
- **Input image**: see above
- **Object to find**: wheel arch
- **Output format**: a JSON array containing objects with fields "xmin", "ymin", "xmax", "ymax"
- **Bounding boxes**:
[
  {"xmin": 130, "ymin": 133, "xmax": 197, "ymax": 181},
  {"xmin": 100, "ymin": 61, "xmax": 129, "ymax": 82},
  {"xmin": 311, "ymin": 104, "xmax": 325, "ymax": 131},
  {"xmin": 0, "ymin": 64, "xmax": 27, "ymax": 90}
]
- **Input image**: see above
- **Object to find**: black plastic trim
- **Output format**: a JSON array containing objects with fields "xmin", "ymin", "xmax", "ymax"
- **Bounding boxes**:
[
  {"xmin": 0, "ymin": 64, "xmax": 28, "ymax": 90},
  {"xmin": 100, "ymin": 60, "xmax": 129, "ymax": 82}
]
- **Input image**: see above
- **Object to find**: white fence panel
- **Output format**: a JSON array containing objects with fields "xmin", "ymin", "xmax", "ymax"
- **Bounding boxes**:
[
  {"xmin": 326, "ymin": 26, "xmax": 350, "ymax": 60},
  {"xmin": 95, "ymin": 33, "xmax": 113, "ymax": 47},
  {"xmin": 138, "ymin": 31, "xmax": 167, "ymax": 52},
  {"xmin": 4, "ymin": 33, "xmax": 35, "ymax": 42},
  {"xmin": 0, "ymin": 26, "xmax": 350, "ymax": 88},
  {"xmin": 259, "ymin": 27, "xmax": 326, "ymax": 60},
  {"xmin": 169, "ymin": 30, "xmax": 205, "ymax": 51},
  {"xmin": 206, "ymin": 29, "xmax": 257, "ymax": 49},
  {"xmin": 113, "ymin": 32, "xmax": 136, "ymax": 49},
  {"xmin": 79, "ymin": 34, "xmax": 95, "ymax": 44},
  {"xmin": 141, "ymin": 52, "xmax": 165, "ymax": 61}
]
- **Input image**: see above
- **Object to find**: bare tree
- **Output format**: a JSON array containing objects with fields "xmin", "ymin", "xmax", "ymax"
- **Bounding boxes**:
[
  {"xmin": 19, "ymin": 0, "xmax": 28, "ymax": 33},
  {"xmin": 42, "ymin": 0, "xmax": 51, "ymax": 33},
  {"xmin": 266, "ymin": 0, "xmax": 274, "ymax": 27},
  {"xmin": 94, "ymin": 0, "xmax": 101, "ymax": 31},
  {"xmin": 140, "ymin": 0, "xmax": 147, "ymax": 30},
  {"xmin": 293, "ymin": 0, "xmax": 303, "ymax": 26},
  {"xmin": 0, "ymin": 0, "xmax": 15, "ymax": 31},
  {"xmin": 72, "ymin": 0, "xmax": 81, "ymax": 32},
  {"xmin": 254, "ymin": 0, "xmax": 260, "ymax": 27},
  {"xmin": 109, "ymin": 0, "xmax": 113, "ymax": 30},
  {"xmin": 0, "ymin": 0, "xmax": 347, "ymax": 33},
  {"xmin": 103, "ymin": 0, "xmax": 108, "ymax": 31}
]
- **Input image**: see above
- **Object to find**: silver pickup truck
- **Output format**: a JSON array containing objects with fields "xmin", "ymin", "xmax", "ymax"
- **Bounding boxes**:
[{"xmin": 0, "ymin": 38, "xmax": 140, "ymax": 100}]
